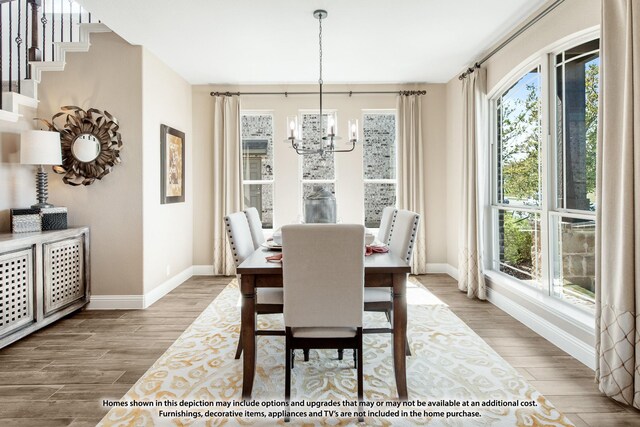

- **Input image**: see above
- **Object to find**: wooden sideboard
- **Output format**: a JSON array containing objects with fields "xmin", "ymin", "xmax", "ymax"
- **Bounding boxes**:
[{"xmin": 0, "ymin": 227, "xmax": 90, "ymax": 349}]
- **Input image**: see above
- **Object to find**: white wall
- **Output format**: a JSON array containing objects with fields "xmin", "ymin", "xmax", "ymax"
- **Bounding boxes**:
[
  {"xmin": 141, "ymin": 49, "xmax": 193, "ymax": 294},
  {"xmin": 192, "ymin": 84, "xmax": 448, "ymax": 267}
]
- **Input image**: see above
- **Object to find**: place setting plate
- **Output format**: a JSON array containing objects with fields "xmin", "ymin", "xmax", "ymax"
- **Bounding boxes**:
[{"xmin": 261, "ymin": 241, "xmax": 283, "ymax": 251}]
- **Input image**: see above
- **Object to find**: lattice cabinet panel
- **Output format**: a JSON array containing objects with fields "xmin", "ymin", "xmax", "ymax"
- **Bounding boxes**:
[
  {"xmin": 43, "ymin": 237, "xmax": 85, "ymax": 316},
  {"xmin": 0, "ymin": 249, "xmax": 34, "ymax": 337}
]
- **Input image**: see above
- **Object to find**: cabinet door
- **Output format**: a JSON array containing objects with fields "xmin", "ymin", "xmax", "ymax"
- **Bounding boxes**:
[
  {"xmin": 43, "ymin": 237, "xmax": 85, "ymax": 316},
  {"xmin": 0, "ymin": 248, "xmax": 35, "ymax": 337}
]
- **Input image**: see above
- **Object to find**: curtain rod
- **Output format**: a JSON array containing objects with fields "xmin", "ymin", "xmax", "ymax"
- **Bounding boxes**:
[
  {"xmin": 210, "ymin": 90, "xmax": 426, "ymax": 97},
  {"xmin": 459, "ymin": 0, "xmax": 566, "ymax": 80}
]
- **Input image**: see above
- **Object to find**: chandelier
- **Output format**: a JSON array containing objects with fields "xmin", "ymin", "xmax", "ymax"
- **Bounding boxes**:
[{"xmin": 286, "ymin": 10, "xmax": 359, "ymax": 156}]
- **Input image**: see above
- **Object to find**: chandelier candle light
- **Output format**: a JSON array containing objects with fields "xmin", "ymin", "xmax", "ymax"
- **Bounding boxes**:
[{"xmin": 286, "ymin": 10, "xmax": 359, "ymax": 156}]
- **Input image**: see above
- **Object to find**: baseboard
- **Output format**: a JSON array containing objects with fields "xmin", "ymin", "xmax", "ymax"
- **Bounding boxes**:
[
  {"xmin": 87, "ymin": 295, "xmax": 145, "ymax": 310},
  {"xmin": 87, "ymin": 266, "xmax": 193, "ymax": 310},
  {"xmin": 143, "ymin": 266, "xmax": 194, "ymax": 308},
  {"xmin": 487, "ymin": 287, "xmax": 596, "ymax": 370},
  {"xmin": 192, "ymin": 265, "xmax": 215, "ymax": 275}
]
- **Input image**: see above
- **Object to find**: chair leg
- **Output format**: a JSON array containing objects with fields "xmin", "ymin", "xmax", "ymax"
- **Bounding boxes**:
[
  {"xmin": 357, "ymin": 328, "xmax": 364, "ymax": 423},
  {"xmin": 353, "ymin": 349, "xmax": 357, "ymax": 368},
  {"xmin": 285, "ymin": 336, "xmax": 291, "ymax": 423},
  {"xmin": 303, "ymin": 349, "xmax": 310, "ymax": 362},
  {"xmin": 234, "ymin": 335, "xmax": 243, "ymax": 360},
  {"xmin": 384, "ymin": 308, "xmax": 391, "ymax": 323},
  {"xmin": 338, "ymin": 349, "xmax": 344, "ymax": 360}
]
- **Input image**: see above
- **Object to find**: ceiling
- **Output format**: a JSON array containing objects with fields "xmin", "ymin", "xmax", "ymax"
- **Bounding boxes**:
[{"xmin": 76, "ymin": 0, "xmax": 546, "ymax": 85}]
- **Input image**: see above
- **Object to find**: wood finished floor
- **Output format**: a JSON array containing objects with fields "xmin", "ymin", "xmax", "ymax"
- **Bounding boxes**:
[{"xmin": 0, "ymin": 274, "xmax": 637, "ymax": 426}]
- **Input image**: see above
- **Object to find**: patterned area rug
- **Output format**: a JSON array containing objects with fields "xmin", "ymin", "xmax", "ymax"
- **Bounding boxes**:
[{"xmin": 98, "ymin": 278, "xmax": 574, "ymax": 426}]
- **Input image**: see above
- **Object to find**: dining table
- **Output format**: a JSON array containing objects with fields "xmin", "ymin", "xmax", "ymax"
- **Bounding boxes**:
[{"xmin": 236, "ymin": 245, "xmax": 411, "ymax": 399}]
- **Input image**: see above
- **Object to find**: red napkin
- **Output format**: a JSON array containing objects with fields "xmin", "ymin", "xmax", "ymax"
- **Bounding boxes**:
[
  {"xmin": 365, "ymin": 245, "xmax": 389, "ymax": 256},
  {"xmin": 266, "ymin": 253, "xmax": 283, "ymax": 262}
]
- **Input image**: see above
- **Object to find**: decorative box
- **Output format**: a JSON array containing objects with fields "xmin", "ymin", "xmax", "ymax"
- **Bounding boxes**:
[
  {"xmin": 40, "ymin": 207, "xmax": 68, "ymax": 231},
  {"xmin": 10, "ymin": 208, "xmax": 42, "ymax": 233}
]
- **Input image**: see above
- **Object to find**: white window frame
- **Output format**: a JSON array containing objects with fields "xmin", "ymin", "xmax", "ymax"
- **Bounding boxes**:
[
  {"xmin": 486, "ymin": 30, "xmax": 600, "ymax": 320},
  {"xmin": 362, "ymin": 109, "xmax": 398, "ymax": 227},
  {"xmin": 297, "ymin": 109, "xmax": 338, "ymax": 216},
  {"xmin": 240, "ymin": 110, "xmax": 275, "ymax": 230}
]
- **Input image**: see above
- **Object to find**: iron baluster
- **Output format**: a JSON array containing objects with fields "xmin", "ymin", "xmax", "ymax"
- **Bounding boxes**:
[
  {"xmin": 9, "ymin": 0, "xmax": 13, "ymax": 92},
  {"xmin": 24, "ymin": 0, "xmax": 28, "ymax": 79},
  {"xmin": 41, "ymin": 0, "xmax": 47, "ymax": 62},
  {"xmin": 50, "ymin": 0, "xmax": 54, "ymax": 60},
  {"xmin": 16, "ymin": 0, "xmax": 22, "ymax": 93}
]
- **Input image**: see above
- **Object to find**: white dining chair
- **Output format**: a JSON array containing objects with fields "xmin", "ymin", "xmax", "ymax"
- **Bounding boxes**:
[
  {"xmin": 364, "ymin": 209, "xmax": 419, "ymax": 355},
  {"xmin": 282, "ymin": 224, "xmax": 365, "ymax": 421},
  {"xmin": 244, "ymin": 207, "xmax": 266, "ymax": 249},
  {"xmin": 377, "ymin": 206, "xmax": 397, "ymax": 245},
  {"xmin": 225, "ymin": 211, "xmax": 284, "ymax": 359}
]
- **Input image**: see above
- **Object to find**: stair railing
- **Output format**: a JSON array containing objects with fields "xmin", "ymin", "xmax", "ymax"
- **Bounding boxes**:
[{"xmin": 0, "ymin": 0, "xmax": 93, "ymax": 109}]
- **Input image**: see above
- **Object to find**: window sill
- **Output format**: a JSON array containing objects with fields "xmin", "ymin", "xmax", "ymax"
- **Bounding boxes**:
[{"xmin": 484, "ymin": 270, "xmax": 595, "ymax": 335}]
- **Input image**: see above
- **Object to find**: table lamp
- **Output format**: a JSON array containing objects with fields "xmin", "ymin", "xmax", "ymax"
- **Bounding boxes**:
[{"xmin": 20, "ymin": 130, "xmax": 62, "ymax": 209}]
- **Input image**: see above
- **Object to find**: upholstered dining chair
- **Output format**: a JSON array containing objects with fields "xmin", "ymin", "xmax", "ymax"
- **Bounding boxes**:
[
  {"xmin": 282, "ymin": 224, "xmax": 365, "ymax": 421},
  {"xmin": 377, "ymin": 206, "xmax": 397, "ymax": 245},
  {"xmin": 363, "ymin": 209, "xmax": 420, "ymax": 356},
  {"xmin": 224, "ymin": 211, "xmax": 284, "ymax": 359},
  {"xmin": 244, "ymin": 207, "xmax": 266, "ymax": 249}
]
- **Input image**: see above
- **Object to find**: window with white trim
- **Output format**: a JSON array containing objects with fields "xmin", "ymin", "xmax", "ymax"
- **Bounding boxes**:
[
  {"xmin": 490, "ymin": 37, "xmax": 599, "ymax": 312},
  {"xmin": 362, "ymin": 111, "xmax": 397, "ymax": 227},
  {"xmin": 241, "ymin": 113, "xmax": 274, "ymax": 228},
  {"xmin": 300, "ymin": 111, "xmax": 336, "ymax": 206}
]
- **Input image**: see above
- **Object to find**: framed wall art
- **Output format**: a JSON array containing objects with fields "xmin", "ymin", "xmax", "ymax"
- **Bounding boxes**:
[{"xmin": 160, "ymin": 124, "xmax": 185, "ymax": 204}]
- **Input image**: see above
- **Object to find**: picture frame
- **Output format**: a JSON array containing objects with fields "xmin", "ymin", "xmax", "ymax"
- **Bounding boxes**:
[{"xmin": 160, "ymin": 124, "xmax": 185, "ymax": 204}]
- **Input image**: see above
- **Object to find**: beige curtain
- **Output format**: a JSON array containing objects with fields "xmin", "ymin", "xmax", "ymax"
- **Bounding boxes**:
[
  {"xmin": 397, "ymin": 94, "xmax": 427, "ymax": 274},
  {"xmin": 212, "ymin": 95, "xmax": 243, "ymax": 275},
  {"xmin": 595, "ymin": 0, "xmax": 640, "ymax": 409},
  {"xmin": 458, "ymin": 68, "xmax": 487, "ymax": 300}
]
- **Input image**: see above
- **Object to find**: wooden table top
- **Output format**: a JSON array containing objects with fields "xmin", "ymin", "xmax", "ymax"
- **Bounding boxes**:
[{"xmin": 236, "ymin": 248, "xmax": 411, "ymax": 275}]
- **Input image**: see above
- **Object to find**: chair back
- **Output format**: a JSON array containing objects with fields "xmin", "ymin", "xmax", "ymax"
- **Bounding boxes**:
[
  {"xmin": 224, "ymin": 212, "xmax": 255, "ymax": 267},
  {"xmin": 377, "ymin": 206, "xmax": 397, "ymax": 244},
  {"xmin": 387, "ymin": 209, "xmax": 420, "ymax": 264},
  {"xmin": 282, "ymin": 224, "xmax": 365, "ymax": 329},
  {"xmin": 244, "ymin": 207, "xmax": 265, "ymax": 249}
]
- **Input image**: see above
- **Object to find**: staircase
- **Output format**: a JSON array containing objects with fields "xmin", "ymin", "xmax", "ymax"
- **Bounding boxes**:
[{"xmin": 0, "ymin": 0, "xmax": 109, "ymax": 122}]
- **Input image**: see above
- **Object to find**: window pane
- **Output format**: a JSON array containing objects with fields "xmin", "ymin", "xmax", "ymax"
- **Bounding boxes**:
[
  {"xmin": 243, "ymin": 184, "xmax": 273, "ymax": 228},
  {"xmin": 551, "ymin": 216, "xmax": 595, "ymax": 312},
  {"xmin": 556, "ymin": 42, "xmax": 599, "ymax": 212},
  {"xmin": 496, "ymin": 68, "xmax": 542, "ymax": 207},
  {"xmin": 241, "ymin": 115, "xmax": 273, "ymax": 181},
  {"xmin": 301, "ymin": 113, "xmax": 335, "ymax": 180},
  {"xmin": 364, "ymin": 183, "xmax": 396, "ymax": 228},
  {"xmin": 363, "ymin": 113, "xmax": 396, "ymax": 180},
  {"xmin": 495, "ymin": 209, "xmax": 543, "ymax": 289}
]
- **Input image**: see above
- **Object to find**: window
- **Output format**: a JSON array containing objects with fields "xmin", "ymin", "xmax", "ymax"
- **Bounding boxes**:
[
  {"xmin": 490, "ymin": 38, "xmax": 599, "ymax": 312},
  {"xmin": 300, "ymin": 111, "xmax": 336, "ymax": 206},
  {"xmin": 362, "ymin": 112, "xmax": 397, "ymax": 227},
  {"xmin": 241, "ymin": 113, "xmax": 274, "ymax": 228},
  {"xmin": 551, "ymin": 39, "xmax": 599, "ymax": 310}
]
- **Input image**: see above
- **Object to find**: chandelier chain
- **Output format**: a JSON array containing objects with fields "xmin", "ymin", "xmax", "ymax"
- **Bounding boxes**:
[{"xmin": 318, "ymin": 13, "xmax": 323, "ymax": 85}]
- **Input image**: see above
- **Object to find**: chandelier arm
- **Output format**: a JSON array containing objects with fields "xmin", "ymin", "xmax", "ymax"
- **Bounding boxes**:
[{"xmin": 325, "ymin": 141, "xmax": 357, "ymax": 153}]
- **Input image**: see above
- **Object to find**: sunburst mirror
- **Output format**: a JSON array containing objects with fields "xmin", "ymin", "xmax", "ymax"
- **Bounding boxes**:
[{"xmin": 37, "ymin": 106, "xmax": 123, "ymax": 186}]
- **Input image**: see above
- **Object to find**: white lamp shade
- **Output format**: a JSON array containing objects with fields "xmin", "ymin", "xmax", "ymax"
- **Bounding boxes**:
[{"xmin": 20, "ymin": 130, "xmax": 62, "ymax": 165}]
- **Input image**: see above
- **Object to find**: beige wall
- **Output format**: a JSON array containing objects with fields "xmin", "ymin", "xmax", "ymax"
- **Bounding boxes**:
[
  {"xmin": 445, "ymin": 0, "xmax": 600, "ymax": 270},
  {"xmin": 192, "ymin": 84, "xmax": 448, "ymax": 267},
  {"xmin": 37, "ymin": 32, "xmax": 144, "ymax": 296},
  {"xmin": 141, "ymin": 50, "xmax": 193, "ymax": 293}
]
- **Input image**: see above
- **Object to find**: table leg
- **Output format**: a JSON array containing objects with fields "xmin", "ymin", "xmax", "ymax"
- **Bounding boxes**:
[
  {"xmin": 241, "ymin": 274, "xmax": 257, "ymax": 399},
  {"xmin": 392, "ymin": 272, "xmax": 408, "ymax": 399}
]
